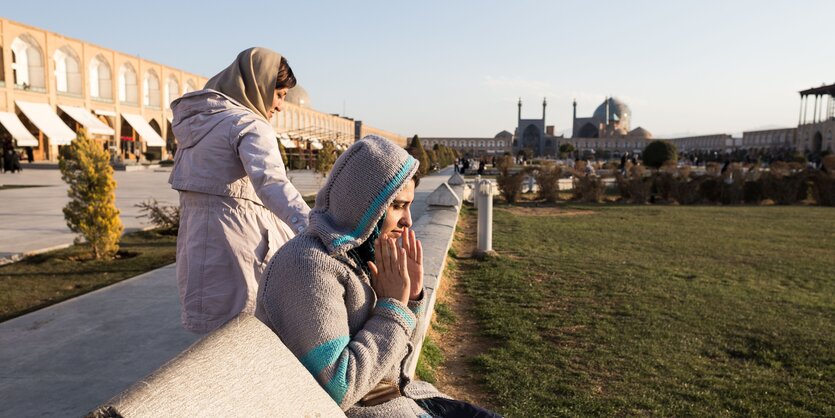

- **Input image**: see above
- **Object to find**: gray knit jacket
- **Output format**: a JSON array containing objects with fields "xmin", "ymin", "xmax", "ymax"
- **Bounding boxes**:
[{"xmin": 256, "ymin": 136, "xmax": 446, "ymax": 417}]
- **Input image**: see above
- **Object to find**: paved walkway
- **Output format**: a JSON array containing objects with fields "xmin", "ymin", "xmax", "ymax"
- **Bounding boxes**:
[
  {"xmin": 0, "ymin": 168, "xmax": 324, "ymax": 262},
  {"xmin": 0, "ymin": 166, "xmax": 455, "ymax": 417}
]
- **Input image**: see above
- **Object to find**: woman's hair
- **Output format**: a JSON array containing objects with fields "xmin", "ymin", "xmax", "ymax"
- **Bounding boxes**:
[
  {"xmin": 411, "ymin": 172, "xmax": 421, "ymax": 188},
  {"xmin": 276, "ymin": 57, "xmax": 297, "ymax": 89}
]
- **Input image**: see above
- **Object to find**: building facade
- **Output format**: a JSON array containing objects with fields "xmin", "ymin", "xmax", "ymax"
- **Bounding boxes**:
[
  {"xmin": 422, "ymin": 131, "xmax": 512, "ymax": 157},
  {"xmin": 0, "ymin": 18, "xmax": 404, "ymax": 163}
]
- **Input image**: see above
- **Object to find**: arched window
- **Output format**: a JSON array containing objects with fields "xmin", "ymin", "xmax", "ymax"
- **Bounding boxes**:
[
  {"xmin": 89, "ymin": 55, "xmax": 112, "ymax": 100},
  {"xmin": 119, "ymin": 63, "xmax": 138, "ymax": 104},
  {"xmin": 478, "ymin": 140, "xmax": 485, "ymax": 148},
  {"xmin": 11, "ymin": 34, "xmax": 46, "ymax": 90},
  {"xmin": 184, "ymin": 79, "xmax": 197, "ymax": 94},
  {"xmin": 144, "ymin": 70, "xmax": 161, "ymax": 107},
  {"xmin": 164, "ymin": 75, "xmax": 179, "ymax": 108},
  {"xmin": 53, "ymin": 46, "xmax": 82, "ymax": 95}
]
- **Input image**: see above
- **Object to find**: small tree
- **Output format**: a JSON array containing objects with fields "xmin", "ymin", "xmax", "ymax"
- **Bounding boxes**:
[
  {"xmin": 277, "ymin": 138, "xmax": 289, "ymax": 167},
  {"xmin": 559, "ymin": 143, "xmax": 575, "ymax": 158},
  {"xmin": 408, "ymin": 135, "xmax": 430, "ymax": 175},
  {"xmin": 59, "ymin": 130, "xmax": 123, "ymax": 259},
  {"xmin": 315, "ymin": 141, "xmax": 337, "ymax": 176},
  {"xmin": 642, "ymin": 140, "xmax": 678, "ymax": 169}
]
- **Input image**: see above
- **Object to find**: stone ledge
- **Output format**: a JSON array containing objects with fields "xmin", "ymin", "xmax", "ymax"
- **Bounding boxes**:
[{"xmin": 89, "ymin": 314, "xmax": 345, "ymax": 417}]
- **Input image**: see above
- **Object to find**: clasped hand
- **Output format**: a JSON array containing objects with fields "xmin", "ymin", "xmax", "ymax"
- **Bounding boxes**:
[{"xmin": 367, "ymin": 228, "xmax": 424, "ymax": 305}]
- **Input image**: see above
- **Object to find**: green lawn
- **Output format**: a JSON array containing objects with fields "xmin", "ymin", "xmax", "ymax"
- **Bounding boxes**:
[
  {"xmin": 452, "ymin": 204, "xmax": 835, "ymax": 417},
  {"xmin": 0, "ymin": 229, "xmax": 177, "ymax": 322}
]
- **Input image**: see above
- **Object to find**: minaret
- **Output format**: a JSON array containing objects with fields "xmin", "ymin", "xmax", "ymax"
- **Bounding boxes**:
[
  {"xmin": 517, "ymin": 97, "xmax": 522, "ymax": 121},
  {"xmin": 572, "ymin": 99, "xmax": 577, "ymax": 138},
  {"xmin": 542, "ymin": 97, "xmax": 547, "ymax": 122}
]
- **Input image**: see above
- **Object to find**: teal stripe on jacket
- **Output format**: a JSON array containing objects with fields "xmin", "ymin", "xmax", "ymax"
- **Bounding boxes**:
[
  {"xmin": 332, "ymin": 157, "xmax": 417, "ymax": 248},
  {"xmin": 377, "ymin": 299, "xmax": 415, "ymax": 329},
  {"xmin": 300, "ymin": 335, "xmax": 350, "ymax": 381},
  {"xmin": 324, "ymin": 351, "xmax": 350, "ymax": 404}
]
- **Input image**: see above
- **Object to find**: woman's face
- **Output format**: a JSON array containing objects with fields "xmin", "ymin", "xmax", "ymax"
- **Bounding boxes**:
[
  {"xmin": 380, "ymin": 179, "xmax": 416, "ymax": 240},
  {"xmin": 269, "ymin": 88, "xmax": 289, "ymax": 119}
]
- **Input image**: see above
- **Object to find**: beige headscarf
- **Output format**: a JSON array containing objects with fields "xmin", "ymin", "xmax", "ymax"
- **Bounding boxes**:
[{"xmin": 204, "ymin": 47, "xmax": 283, "ymax": 120}]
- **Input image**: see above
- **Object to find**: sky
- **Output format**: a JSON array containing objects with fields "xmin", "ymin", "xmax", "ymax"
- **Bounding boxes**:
[{"xmin": 4, "ymin": 1, "xmax": 835, "ymax": 138}]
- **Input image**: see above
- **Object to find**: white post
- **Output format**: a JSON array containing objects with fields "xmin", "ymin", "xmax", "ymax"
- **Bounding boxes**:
[
  {"xmin": 476, "ymin": 179, "xmax": 494, "ymax": 257},
  {"xmin": 473, "ymin": 175, "xmax": 481, "ymax": 208}
]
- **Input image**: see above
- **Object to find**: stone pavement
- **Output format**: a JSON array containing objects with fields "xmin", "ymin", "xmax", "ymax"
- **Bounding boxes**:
[
  {"xmin": 0, "ymin": 168, "xmax": 324, "ymax": 263},
  {"xmin": 0, "ymin": 166, "xmax": 455, "ymax": 417}
]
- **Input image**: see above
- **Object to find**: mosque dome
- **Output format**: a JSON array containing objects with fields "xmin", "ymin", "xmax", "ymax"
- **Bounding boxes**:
[
  {"xmin": 592, "ymin": 97, "xmax": 631, "ymax": 124},
  {"xmin": 628, "ymin": 126, "xmax": 652, "ymax": 139},
  {"xmin": 286, "ymin": 85, "xmax": 310, "ymax": 108},
  {"xmin": 495, "ymin": 130, "xmax": 512, "ymax": 138}
]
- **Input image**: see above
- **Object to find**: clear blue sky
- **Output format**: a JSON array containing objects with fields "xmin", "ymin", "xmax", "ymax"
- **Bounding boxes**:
[{"xmin": 4, "ymin": 1, "xmax": 834, "ymax": 138}]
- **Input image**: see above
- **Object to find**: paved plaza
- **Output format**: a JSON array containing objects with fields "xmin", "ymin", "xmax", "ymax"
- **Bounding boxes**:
[
  {"xmin": 0, "ymin": 166, "xmax": 453, "ymax": 417},
  {"xmin": 0, "ymin": 166, "xmax": 325, "ymax": 263}
]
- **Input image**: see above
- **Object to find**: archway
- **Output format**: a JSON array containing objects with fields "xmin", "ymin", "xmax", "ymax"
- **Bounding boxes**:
[
  {"xmin": 53, "ymin": 46, "xmax": 82, "ymax": 95},
  {"xmin": 144, "ymin": 70, "xmax": 161, "ymax": 108},
  {"xmin": 89, "ymin": 55, "xmax": 112, "ymax": 100},
  {"xmin": 119, "ymin": 63, "xmax": 138, "ymax": 104},
  {"xmin": 578, "ymin": 122, "xmax": 598, "ymax": 138},
  {"xmin": 11, "ymin": 34, "xmax": 45, "ymax": 90},
  {"xmin": 522, "ymin": 124, "xmax": 540, "ymax": 151},
  {"xmin": 812, "ymin": 131, "xmax": 823, "ymax": 154}
]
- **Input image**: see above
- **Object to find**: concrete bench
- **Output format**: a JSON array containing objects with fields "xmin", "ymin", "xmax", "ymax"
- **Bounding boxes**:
[
  {"xmin": 90, "ymin": 180, "xmax": 464, "ymax": 417},
  {"xmin": 88, "ymin": 314, "xmax": 345, "ymax": 417}
]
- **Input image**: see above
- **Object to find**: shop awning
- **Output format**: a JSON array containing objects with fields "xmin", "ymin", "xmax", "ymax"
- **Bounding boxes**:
[
  {"xmin": 0, "ymin": 112, "xmax": 39, "ymax": 147},
  {"xmin": 15, "ymin": 100, "xmax": 76, "ymax": 146},
  {"xmin": 309, "ymin": 139, "xmax": 323, "ymax": 150},
  {"xmin": 277, "ymin": 132, "xmax": 296, "ymax": 149},
  {"xmin": 121, "ymin": 113, "xmax": 165, "ymax": 147},
  {"xmin": 58, "ymin": 105, "xmax": 115, "ymax": 136},
  {"xmin": 93, "ymin": 109, "xmax": 117, "ymax": 117}
]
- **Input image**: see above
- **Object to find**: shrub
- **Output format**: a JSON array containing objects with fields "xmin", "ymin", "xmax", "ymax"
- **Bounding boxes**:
[
  {"xmin": 671, "ymin": 174, "xmax": 703, "ymax": 205},
  {"xmin": 810, "ymin": 170, "xmax": 835, "ymax": 206},
  {"xmin": 533, "ymin": 162, "xmax": 563, "ymax": 202},
  {"xmin": 719, "ymin": 164, "xmax": 745, "ymax": 205},
  {"xmin": 59, "ymin": 131, "xmax": 124, "ymax": 259},
  {"xmin": 497, "ymin": 169, "xmax": 525, "ymax": 204},
  {"xmin": 408, "ymin": 135, "xmax": 430, "ymax": 176},
  {"xmin": 743, "ymin": 181, "xmax": 764, "ymax": 204},
  {"xmin": 642, "ymin": 140, "xmax": 678, "ymax": 169},
  {"xmin": 314, "ymin": 141, "xmax": 337, "ymax": 176},
  {"xmin": 615, "ymin": 165, "xmax": 652, "ymax": 204},
  {"xmin": 762, "ymin": 162, "xmax": 807, "ymax": 205},
  {"xmin": 699, "ymin": 177, "xmax": 722, "ymax": 204},
  {"xmin": 136, "ymin": 199, "xmax": 180, "ymax": 234},
  {"xmin": 572, "ymin": 172, "xmax": 605, "ymax": 203}
]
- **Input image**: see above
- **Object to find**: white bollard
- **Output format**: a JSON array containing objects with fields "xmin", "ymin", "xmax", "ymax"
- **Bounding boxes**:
[
  {"xmin": 476, "ymin": 179, "xmax": 495, "ymax": 258},
  {"xmin": 473, "ymin": 175, "xmax": 481, "ymax": 208}
]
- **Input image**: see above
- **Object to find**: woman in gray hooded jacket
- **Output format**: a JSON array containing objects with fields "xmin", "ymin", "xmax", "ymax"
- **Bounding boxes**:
[
  {"xmin": 168, "ymin": 48, "xmax": 310, "ymax": 334},
  {"xmin": 257, "ymin": 136, "xmax": 500, "ymax": 417}
]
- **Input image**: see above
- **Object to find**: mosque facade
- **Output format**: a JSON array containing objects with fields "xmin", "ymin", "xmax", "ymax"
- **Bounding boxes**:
[{"xmin": 0, "ymin": 17, "xmax": 404, "ymax": 162}]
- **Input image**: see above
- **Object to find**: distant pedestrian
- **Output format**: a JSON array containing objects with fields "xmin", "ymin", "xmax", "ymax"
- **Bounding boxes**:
[{"xmin": 26, "ymin": 147, "xmax": 34, "ymax": 163}]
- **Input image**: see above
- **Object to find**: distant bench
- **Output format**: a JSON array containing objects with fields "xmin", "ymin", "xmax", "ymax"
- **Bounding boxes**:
[{"xmin": 89, "ymin": 181, "xmax": 464, "ymax": 417}]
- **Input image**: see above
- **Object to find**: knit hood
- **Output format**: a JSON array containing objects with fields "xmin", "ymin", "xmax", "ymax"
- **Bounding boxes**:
[{"xmin": 308, "ymin": 135, "xmax": 418, "ymax": 255}]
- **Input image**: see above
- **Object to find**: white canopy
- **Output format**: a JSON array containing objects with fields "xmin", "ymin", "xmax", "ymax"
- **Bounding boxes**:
[
  {"xmin": 93, "ymin": 109, "xmax": 117, "ymax": 117},
  {"xmin": 58, "ymin": 105, "xmax": 115, "ymax": 136},
  {"xmin": 15, "ymin": 100, "xmax": 76, "ymax": 146},
  {"xmin": 121, "ymin": 113, "xmax": 165, "ymax": 147},
  {"xmin": 309, "ymin": 139, "xmax": 323, "ymax": 150},
  {"xmin": 0, "ymin": 112, "xmax": 38, "ymax": 147},
  {"xmin": 277, "ymin": 132, "xmax": 296, "ymax": 149}
]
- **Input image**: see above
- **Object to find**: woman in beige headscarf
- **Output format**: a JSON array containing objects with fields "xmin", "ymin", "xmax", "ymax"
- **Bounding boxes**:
[{"xmin": 168, "ymin": 47, "xmax": 310, "ymax": 333}]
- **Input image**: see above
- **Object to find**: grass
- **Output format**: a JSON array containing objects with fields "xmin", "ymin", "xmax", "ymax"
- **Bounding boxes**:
[
  {"xmin": 0, "ymin": 229, "xmax": 177, "ymax": 322},
  {"xmin": 451, "ymin": 203, "xmax": 835, "ymax": 417},
  {"xmin": 416, "ymin": 300, "xmax": 457, "ymax": 383}
]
